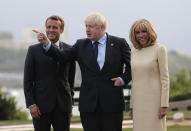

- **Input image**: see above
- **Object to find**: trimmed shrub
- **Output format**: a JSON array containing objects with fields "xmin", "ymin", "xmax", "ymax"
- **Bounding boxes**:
[{"xmin": 0, "ymin": 90, "xmax": 28, "ymax": 120}]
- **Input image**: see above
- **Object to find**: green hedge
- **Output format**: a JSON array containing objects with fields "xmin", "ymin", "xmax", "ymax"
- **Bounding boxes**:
[
  {"xmin": 170, "ymin": 69, "xmax": 191, "ymax": 101},
  {"xmin": 0, "ymin": 90, "xmax": 28, "ymax": 120},
  {"xmin": 170, "ymin": 93, "xmax": 191, "ymax": 102}
]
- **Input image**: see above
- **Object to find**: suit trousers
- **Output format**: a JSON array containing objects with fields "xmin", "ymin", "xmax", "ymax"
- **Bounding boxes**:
[
  {"xmin": 80, "ymin": 99, "xmax": 123, "ymax": 131},
  {"xmin": 32, "ymin": 103, "xmax": 70, "ymax": 131}
]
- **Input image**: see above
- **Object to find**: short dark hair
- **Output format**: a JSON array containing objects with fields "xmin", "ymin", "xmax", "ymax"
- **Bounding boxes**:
[{"xmin": 45, "ymin": 15, "xmax": 65, "ymax": 30}]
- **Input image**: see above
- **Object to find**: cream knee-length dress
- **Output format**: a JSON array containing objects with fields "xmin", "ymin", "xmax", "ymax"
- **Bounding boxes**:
[{"xmin": 130, "ymin": 43, "xmax": 169, "ymax": 131}]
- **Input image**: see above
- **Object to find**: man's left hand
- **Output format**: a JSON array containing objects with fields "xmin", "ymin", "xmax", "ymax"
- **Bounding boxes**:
[{"xmin": 111, "ymin": 77, "xmax": 122, "ymax": 86}]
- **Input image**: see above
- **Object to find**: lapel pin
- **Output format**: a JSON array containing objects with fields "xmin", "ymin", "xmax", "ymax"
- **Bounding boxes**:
[{"xmin": 111, "ymin": 43, "xmax": 114, "ymax": 46}]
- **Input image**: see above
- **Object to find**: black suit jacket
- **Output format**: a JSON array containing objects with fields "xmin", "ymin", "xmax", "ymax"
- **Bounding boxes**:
[
  {"xmin": 46, "ymin": 34, "xmax": 131, "ymax": 112},
  {"xmin": 24, "ymin": 42, "xmax": 76, "ymax": 113}
]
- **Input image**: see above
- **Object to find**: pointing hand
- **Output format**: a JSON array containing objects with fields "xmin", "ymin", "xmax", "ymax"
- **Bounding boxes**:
[{"xmin": 32, "ymin": 29, "xmax": 49, "ymax": 46}]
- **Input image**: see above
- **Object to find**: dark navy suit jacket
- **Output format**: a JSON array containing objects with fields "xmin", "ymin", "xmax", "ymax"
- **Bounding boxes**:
[
  {"xmin": 24, "ymin": 42, "xmax": 76, "ymax": 113},
  {"xmin": 46, "ymin": 34, "xmax": 131, "ymax": 112}
]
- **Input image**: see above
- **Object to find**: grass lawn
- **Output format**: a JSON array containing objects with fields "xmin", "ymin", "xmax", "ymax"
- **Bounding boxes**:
[
  {"xmin": 1, "ymin": 111, "xmax": 190, "ymax": 125},
  {"xmin": 1, "ymin": 111, "xmax": 191, "ymax": 131},
  {"xmin": 71, "ymin": 111, "xmax": 191, "ymax": 121},
  {"xmin": 0, "ymin": 120, "xmax": 32, "ymax": 125},
  {"xmin": 167, "ymin": 125, "xmax": 191, "ymax": 131},
  {"xmin": 124, "ymin": 111, "xmax": 191, "ymax": 119},
  {"xmin": 167, "ymin": 111, "xmax": 191, "ymax": 118},
  {"xmin": 70, "ymin": 125, "xmax": 191, "ymax": 131},
  {"xmin": 71, "ymin": 116, "xmax": 81, "ymax": 121},
  {"xmin": 4, "ymin": 125, "xmax": 191, "ymax": 131}
]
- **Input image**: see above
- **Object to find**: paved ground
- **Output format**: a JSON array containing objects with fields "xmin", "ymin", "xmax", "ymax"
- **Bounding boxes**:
[
  {"xmin": 0, "ymin": 120, "xmax": 133, "ymax": 131},
  {"xmin": 166, "ymin": 119, "xmax": 191, "ymax": 126},
  {"xmin": 0, "ymin": 120, "xmax": 191, "ymax": 131}
]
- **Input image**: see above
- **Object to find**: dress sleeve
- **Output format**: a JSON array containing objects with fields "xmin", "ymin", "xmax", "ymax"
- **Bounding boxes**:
[
  {"xmin": 129, "ymin": 91, "xmax": 133, "ymax": 109},
  {"xmin": 129, "ymin": 48, "xmax": 133, "ymax": 109},
  {"xmin": 157, "ymin": 44, "xmax": 170, "ymax": 107}
]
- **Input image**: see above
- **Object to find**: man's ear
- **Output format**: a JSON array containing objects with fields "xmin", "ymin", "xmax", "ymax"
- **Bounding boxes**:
[
  {"xmin": 60, "ymin": 28, "xmax": 64, "ymax": 34},
  {"xmin": 101, "ymin": 25, "xmax": 105, "ymax": 31}
]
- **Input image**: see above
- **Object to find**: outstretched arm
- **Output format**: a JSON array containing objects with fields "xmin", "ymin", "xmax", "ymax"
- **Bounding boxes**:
[{"xmin": 32, "ymin": 29, "xmax": 77, "ymax": 62}]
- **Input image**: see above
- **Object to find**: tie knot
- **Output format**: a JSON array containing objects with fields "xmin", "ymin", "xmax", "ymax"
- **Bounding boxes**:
[
  {"xmin": 93, "ymin": 41, "xmax": 100, "ymax": 46},
  {"xmin": 52, "ymin": 43, "xmax": 60, "ymax": 49}
]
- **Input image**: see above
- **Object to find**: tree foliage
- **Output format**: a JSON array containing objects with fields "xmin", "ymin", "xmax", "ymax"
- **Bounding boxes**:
[
  {"xmin": 0, "ymin": 87, "xmax": 28, "ymax": 120},
  {"xmin": 170, "ymin": 69, "xmax": 191, "ymax": 101}
]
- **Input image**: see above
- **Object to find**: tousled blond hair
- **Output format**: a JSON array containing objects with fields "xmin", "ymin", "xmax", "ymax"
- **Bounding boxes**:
[
  {"xmin": 129, "ymin": 19, "xmax": 157, "ymax": 49},
  {"xmin": 85, "ymin": 12, "xmax": 107, "ymax": 31}
]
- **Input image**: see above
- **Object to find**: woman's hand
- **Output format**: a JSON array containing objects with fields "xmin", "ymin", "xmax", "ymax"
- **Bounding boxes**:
[
  {"xmin": 129, "ymin": 109, "xmax": 133, "ymax": 120},
  {"xmin": 158, "ymin": 107, "xmax": 168, "ymax": 119}
]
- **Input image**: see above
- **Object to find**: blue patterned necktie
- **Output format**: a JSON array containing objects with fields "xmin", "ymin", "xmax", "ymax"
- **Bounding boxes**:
[{"xmin": 93, "ymin": 41, "xmax": 100, "ymax": 59}]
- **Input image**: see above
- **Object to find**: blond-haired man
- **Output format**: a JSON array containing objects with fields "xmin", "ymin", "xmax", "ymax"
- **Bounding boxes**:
[{"xmin": 38, "ymin": 13, "xmax": 131, "ymax": 131}]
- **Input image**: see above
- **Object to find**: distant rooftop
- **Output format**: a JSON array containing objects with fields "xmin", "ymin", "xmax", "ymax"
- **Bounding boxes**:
[{"xmin": 0, "ymin": 31, "xmax": 13, "ymax": 40}]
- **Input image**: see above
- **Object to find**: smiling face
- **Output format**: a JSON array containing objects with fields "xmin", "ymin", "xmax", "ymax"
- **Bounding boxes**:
[
  {"xmin": 85, "ymin": 21, "xmax": 105, "ymax": 41},
  {"xmin": 45, "ymin": 19, "xmax": 63, "ymax": 43},
  {"xmin": 135, "ymin": 27, "xmax": 149, "ymax": 48}
]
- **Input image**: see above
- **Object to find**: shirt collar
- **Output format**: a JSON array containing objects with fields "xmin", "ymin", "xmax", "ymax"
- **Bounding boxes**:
[
  {"xmin": 91, "ymin": 33, "xmax": 107, "ymax": 45},
  {"xmin": 52, "ymin": 41, "xmax": 60, "ymax": 47}
]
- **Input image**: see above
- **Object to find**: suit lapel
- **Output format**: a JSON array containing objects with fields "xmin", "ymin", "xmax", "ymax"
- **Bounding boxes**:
[
  {"xmin": 101, "ymin": 34, "xmax": 114, "ymax": 72},
  {"xmin": 37, "ymin": 44, "xmax": 55, "ymax": 64}
]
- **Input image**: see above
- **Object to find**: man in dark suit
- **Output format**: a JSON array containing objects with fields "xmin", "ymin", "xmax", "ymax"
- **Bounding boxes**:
[
  {"xmin": 37, "ymin": 13, "xmax": 131, "ymax": 131},
  {"xmin": 24, "ymin": 15, "xmax": 76, "ymax": 131}
]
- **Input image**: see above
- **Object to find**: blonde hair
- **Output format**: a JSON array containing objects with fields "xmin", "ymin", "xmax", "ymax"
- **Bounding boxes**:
[
  {"xmin": 129, "ymin": 19, "xmax": 157, "ymax": 49},
  {"xmin": 85, "ymin": 12, "xmax": 107, "ymax": 31}
]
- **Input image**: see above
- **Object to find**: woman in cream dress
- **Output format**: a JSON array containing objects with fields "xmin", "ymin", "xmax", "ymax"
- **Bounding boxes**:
[{"xmin": 129, "ymin": 19, "xmax": 169, "ymax": 131}]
